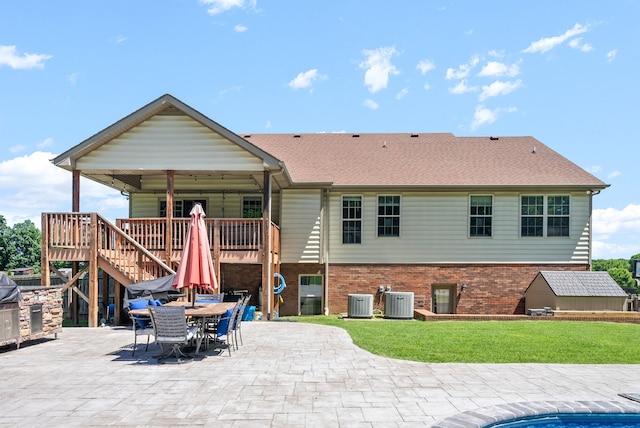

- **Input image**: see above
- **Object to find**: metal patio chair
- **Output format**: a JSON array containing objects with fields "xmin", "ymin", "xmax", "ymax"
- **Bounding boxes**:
[{"xmin": 148, "ymin": 305, "xmax": 197, "ymax": 362}]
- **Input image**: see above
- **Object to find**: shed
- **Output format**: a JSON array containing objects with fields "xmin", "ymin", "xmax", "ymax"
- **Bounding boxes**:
[{"xmin": 524, "ymin": 271, "xmax": 629, "ymax": 312}]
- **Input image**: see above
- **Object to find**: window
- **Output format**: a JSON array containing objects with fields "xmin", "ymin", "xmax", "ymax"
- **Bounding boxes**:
[
  {"xmin": 342, "ymin": 196, "xmax": 362, "ymax": 244},
  {"xmin": 547, "ymin": 195, "xmax": 570, "ymax": 237},
  {"xmin": 377, "ymin": 195, "xmax": 400, "ymax": 237},
  {"xmin": 299, "ymin": 275, "xmax": 323, "ymax": 316},
  {"xmin": 521, "ymin": 195, "xmax": 569, "ymax": 237},
  {"xmin": 242, "ymin": 196, "xmax": 263, "ymax": 218},
  {"xmin": 160, "ymin": 199, "xmax": 207, "ymax": 218},
  {"xmin": 469, "ymin": 195, "xmax": 492, "ymax": 237}
]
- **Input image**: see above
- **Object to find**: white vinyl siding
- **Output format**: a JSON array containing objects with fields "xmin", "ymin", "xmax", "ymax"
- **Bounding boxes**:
[
  {"xmin": 280, "ymin": 190, "xmax": 322, "ymax": 263},
  {"xmin": 129, "ymin": 192, "xmax": 280, "ymax": 224},
  {"xmin": 77, "ymin": 114, "xmax": 264, "ymax": 171},
  {"xmin": 328, "ymin": 191, "xmax": 591, "ymax": 264}
]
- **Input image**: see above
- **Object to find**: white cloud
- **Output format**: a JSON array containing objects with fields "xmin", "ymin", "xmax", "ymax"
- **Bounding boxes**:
[
  {"xmin": 470, "ymin": 105, "xmax": 516, "ymax": 130},
  {"xmin": 0, "ymin": 152, "xmax": 127, "ymax": 227},
  {"xmin": 115, "ymin": 35, "xmax": 128, "ymax": 43},
  {"xmin": 67, "ymin": 72, "xmax": 80, "ymax": 86},
  {"xmin": 234, "ymin": 24, "xmax": 248, "ymax": 32},
  {"xmin": 217, "ymin": 85, "xmax": 242, "ymax": 99},
  {"xmin": 479, "ymin": 79, "xmax": 522, "ymax": 101},
  {"xmin": 416, "ymin": 60, "xmax": 435, "ymax": 74},
  {"xmin": 9, "ymin": 144, "xmax": 27, "ymax": 154},
  {"xmin": 201, "ymin": 0, "xmax": 248, "ymax": 15},
  {"xmin": 362, "ymin": 99, "xmax": 379, "ymax": 110},
  {"xmin": 607, "ymin": 49, "xmax": 617, "ymax": 62},
  {"xmin": 445, "ymin": 55, "xmax": 480, "ymax": 80},
  {"xmin": 0, "ymin": 45, "xmax": 52, "ymax": 70},
  {"xmin": 593, "ymin": 204, "xmax": 640, "ymax": 238},
  {"xmin": 287, "ymin": 69, "xmax": 326, "ymax": 90},
  {"xmin": 449, "ymin": 80, "xmax": 478, "ymax": 95},
  {"xmin": 569, "ymin": 38, "xmax": 592, "ymax": 52},
  {"xmin": 396, "ymin": 88, "xmax": 408, "ymax": 100},
  {"xmin": 471, "ymin": 105, "xmax": 497, "ymax": 130},
  {"xmin": 478, "ymin": 61, "xmax": 520, "ymax": 78},
  {"xmin": 37, "ymin": 138, "xmax": 54, "ymax": 149},
  {"xmin": 522, "ymin": 23, "xmax": 589, "ymax": 54},
  {"xmin": 607, "ymin": 171, "xmax": 621, "ymax": 179},
  {"xmin": 423, "ymin": 83, "xmax": 431, "ymax": 91},
  {"xmin": 359, "ymin": 47, "xmax": 400, "ymax": 94}
]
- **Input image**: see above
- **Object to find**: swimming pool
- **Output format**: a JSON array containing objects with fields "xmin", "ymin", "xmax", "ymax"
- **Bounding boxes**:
[
  {"xmin": 487, "ymin": 412, "xmax": 640, "ymax": 427},
  {"xmin": 431, "ymin": 400, "xmax": 640, "ymax": 428}
]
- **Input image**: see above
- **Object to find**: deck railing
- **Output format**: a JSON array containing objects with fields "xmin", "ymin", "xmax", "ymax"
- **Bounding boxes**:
[{"xmin": 118, "ymin": 218, "xmax": 264, "ymax": 251}]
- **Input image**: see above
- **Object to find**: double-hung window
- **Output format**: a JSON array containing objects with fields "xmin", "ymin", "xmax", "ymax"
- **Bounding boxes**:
[
  {"xmin": 342, "ymin": 196, "xmax": 362, "ymax": 244},
  {"xmin": 469, "ymin": 195, "xmax": 492, "ymax": 237},
  {"xmin": 377, "ymin": 195, "xmax": 400, "ymax": 237},
  {"xmin": 521, "ymin": 195, "xmax": 570, "ymax": 237},
  {"xmin": 242, "ymin": 196, "xmax": 262, "ymax": 218}
]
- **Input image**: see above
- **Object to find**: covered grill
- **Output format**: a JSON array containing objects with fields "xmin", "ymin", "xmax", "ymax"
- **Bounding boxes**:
[{"xmin": 0, "ymin": 273, "xmax": 23, "ymax": 349}]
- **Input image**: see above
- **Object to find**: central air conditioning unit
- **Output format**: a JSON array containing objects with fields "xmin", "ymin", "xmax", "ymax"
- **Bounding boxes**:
[
  {"xmin": 347, "ymin": 294, "xmax": 373, "ymax": 318},
  {"xmin": 384, "ymin": 292, "xmax": 415, "ymax": 319}
]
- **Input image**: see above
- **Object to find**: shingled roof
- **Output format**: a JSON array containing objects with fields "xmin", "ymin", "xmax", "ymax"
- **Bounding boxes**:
[
  {"xmin": 245, "ymin": 133, "xmax": 607, "ymax": 189},
  {"xmin": 535, "ymin": 271, "xmax": 628, "ymax": 297}
]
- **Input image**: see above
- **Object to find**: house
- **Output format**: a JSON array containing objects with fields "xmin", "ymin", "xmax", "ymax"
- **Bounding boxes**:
[
  {"xmin": 524, "ymin": 271, "xmax": 629, "ymax": 312},
  {"xmin": 42, "ymin": 94, "xmax": 608, "ymax": 326}
]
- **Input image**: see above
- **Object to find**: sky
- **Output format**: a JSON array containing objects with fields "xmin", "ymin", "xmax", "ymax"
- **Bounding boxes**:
[{"xmin": 0, "ymin": 1, "xmax": 639, "ymax": 260}]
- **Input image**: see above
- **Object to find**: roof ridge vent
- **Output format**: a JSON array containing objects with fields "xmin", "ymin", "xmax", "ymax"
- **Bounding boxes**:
[
  {"xmin": 410, "ymin": 133, "xmax": 419, "ymax": 138},
  {"xmin": 293, "ymin": 134, "xmax": 301, "ymax": 138},
  {"xmin": 352, "ymin": 134, "xmax": 360, "ymax": 138},
  {"xmin": 489, "ymin": 136, "xmax": 499, "ymax": 140},
  {"xmin": 243, "ymin": 135, "xmax": 251, "ymax": 138}
]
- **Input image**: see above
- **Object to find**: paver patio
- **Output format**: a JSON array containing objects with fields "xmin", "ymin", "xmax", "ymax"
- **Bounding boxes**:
[{"xmin": 1, "ymin": 321, "xmax": 639, "ymax": 427}]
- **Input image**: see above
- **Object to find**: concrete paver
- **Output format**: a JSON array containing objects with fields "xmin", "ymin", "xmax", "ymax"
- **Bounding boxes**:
[{"xmin": 1, "ymin": 321, "xmax": 639, "ymax": 427}]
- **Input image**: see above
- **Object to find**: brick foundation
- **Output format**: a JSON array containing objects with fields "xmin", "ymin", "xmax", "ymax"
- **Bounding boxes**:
[{"xmin": 225, "ymin": 263, "xmax": 590, "ymax": 316}]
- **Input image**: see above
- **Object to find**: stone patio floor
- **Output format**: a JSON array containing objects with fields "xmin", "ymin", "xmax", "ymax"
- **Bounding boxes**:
[{"xmin": 1, "ymin": 321, "xmax": 639, "ymax": 427}]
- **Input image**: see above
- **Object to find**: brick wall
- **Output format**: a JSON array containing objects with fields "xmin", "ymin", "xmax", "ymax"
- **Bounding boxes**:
[
  {"xmin": 327, "ymin": 263, "xmax": 588, "ymax": 315},
  {"xmin": 224, "ymin": 262, "xmax": 590, "ymax": 316}
]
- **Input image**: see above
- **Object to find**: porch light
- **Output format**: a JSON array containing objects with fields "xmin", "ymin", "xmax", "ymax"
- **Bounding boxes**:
[{"xmin": 461, "ymin": 283, "xmax": 468, "ymax": 292}]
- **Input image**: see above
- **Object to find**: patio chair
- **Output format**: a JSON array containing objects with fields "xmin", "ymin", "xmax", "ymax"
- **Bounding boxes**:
[
  {"xmin": 127, "ymin": 298, "xmax": 155, "ymax": 356},
  {"xmin": 231, "ymin": 294, "xmax": 251, "ymax": 349},
  {"xmin": 204, "ymin": 299, "xmax": 242, "ymax": 356},
  {"xmin": 148, "ymin": 305, "xmax": 198, "ymax": 362},
  {"xmin": 195, "ymin": 292, "xmax": 224, "ymax": 303}
]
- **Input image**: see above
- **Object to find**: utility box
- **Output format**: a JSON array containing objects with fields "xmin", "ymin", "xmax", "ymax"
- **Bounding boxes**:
[
  {"xmin": 347, "ymin": 294, "xmax": 373, "ymax": 318},
  {"xmin": 384, "ymin": 292, "xmax": 414, "ymax": 319}
]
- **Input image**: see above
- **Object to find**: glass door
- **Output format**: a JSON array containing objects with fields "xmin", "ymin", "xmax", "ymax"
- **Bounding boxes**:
[{"xmin": 432, "ymin": 285, "xmax": 456, "ymax": 314}]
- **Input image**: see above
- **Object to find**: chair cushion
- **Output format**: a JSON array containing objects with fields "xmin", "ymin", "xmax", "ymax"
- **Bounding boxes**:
[
  {"xmin": 216, "ymin": 309, "xmax": 233, "ymax": 336},
  {"xmin": 148, "ymin": 299, "xmax": 163, "ymax": 306},
  {"xmin": 129, "ymin": 298, "xmax": 148, "ymax": 310},
  {"xmin": 197, "ymin": 299, "xmax": 220, "ymax": 304},
  {"xmin": 133, "ymin": 315, "xmax": 151, "ymax": 329}
]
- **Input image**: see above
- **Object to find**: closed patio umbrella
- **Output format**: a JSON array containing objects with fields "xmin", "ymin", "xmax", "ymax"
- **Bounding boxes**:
[{"xmin": 172, "ymin": 203, "xmax": 219, "ymax": 305}]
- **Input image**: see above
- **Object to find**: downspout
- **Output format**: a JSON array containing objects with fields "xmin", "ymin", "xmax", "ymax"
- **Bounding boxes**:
[{"xmin": 323, "ymin": 188, "xmax": 330, "ymax": 315}]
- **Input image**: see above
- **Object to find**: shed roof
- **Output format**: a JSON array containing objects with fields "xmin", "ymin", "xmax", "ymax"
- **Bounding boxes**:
[{"xmin": 535, "ymin": 271, "xmax": 628, "ymax": 297}]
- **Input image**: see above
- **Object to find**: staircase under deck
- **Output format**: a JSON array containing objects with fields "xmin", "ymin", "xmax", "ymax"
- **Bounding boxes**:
[{"xmin": 41, "ymin": 213, "xmax": 281, "ymax": 326}]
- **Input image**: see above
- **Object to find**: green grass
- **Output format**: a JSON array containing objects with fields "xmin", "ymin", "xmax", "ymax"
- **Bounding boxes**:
[{"xmin": 293, "ymin": 316, "xmax": 640, "ymax": 364}]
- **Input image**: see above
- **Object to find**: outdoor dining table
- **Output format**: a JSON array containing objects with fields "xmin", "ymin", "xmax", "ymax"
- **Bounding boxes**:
[{"xmin": 128, "ymin": 300, "xmax": 237, "ymax": 355}]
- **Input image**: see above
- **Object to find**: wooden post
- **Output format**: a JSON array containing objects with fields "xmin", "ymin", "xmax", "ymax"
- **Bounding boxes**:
[
  {"xmin": 71, "ymin": 170, "xmax": 80, "ymax": 323},
  {"xmin": 261, "ymin": 171, "xmax": 272, "ymax": 319},
  {"xmin": 41, "ymin": 213, "xmax": 50, "ymax": 286},
  {"xmin": 101, "ymin": 269, "xmax": 109, "ymax": 322},
  {"xmin": 213, "ymin": 219, "xmax": 221, "ymax": 292},
  {"xmin": 114, "ymin": 280, "xmax": 122, "ymax": 326},
  {"xmin": 166, "ymin": 171, "xmax": 174, "ymax": 266},
  {"xmin": 88, "ymin": 213, "xmax": 99, "ymax": 327}
]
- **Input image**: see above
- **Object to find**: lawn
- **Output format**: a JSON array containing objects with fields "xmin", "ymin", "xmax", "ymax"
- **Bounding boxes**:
[{"xmin": 294, "ymin": 316, "xmax": 640, "ymax": 364}]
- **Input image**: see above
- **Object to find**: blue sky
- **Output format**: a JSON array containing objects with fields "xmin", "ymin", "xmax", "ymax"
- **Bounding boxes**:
[{"xmin": 0, "ymin": 1, "xmax": 638, "ymax": 259}]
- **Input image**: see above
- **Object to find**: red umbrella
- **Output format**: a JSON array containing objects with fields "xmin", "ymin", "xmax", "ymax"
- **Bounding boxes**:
[{"xmin": 172, "ymin": 203, "xmax": 218, "ymax": 305}]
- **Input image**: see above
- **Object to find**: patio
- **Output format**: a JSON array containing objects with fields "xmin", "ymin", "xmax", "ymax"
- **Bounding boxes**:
[{"xmin": 1, "ymin": 321, "xmax": 639, "ymax": 427}]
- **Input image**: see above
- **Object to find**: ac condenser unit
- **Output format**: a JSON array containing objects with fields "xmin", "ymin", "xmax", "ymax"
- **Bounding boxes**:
[
  {"xmin": 384, "ymin": 292, "xmax": 414, "ymax": 319},
  {"xmin": 347, "ymin": 294, "xmax": 373, "ymax": 318}
]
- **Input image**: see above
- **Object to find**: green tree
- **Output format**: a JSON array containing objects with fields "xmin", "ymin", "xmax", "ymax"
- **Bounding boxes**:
[
  {"xmin": 592, "ymin": 258, "xmax": 630, "ymax": 272},
  {"xmin": 608, "ymin": 267, "xmax": 636, "ymax": 289},
  {"xmin": 0, "ymin": 215, "xmax": 9, "ymax": 270},
  {"xmin": 0, "ymin": 218, "xmax": 41, "ymax": 273}
]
